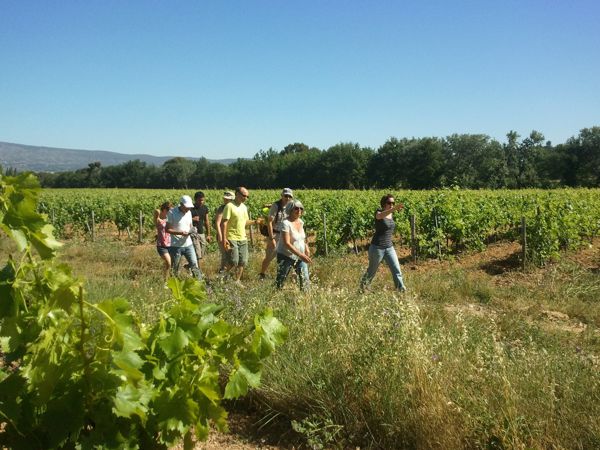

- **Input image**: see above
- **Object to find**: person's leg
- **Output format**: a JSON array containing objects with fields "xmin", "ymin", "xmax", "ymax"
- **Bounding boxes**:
[
  {"xmin": 197, "ymin": 233, "xmax": 207, "ymax": 267},
  {"xmin": 218, "ymin": 242, "xmax": 228, "ymax": 272},
  {"xmin": 275, "ymin": 254, "xmax": 293, "ymax": 289},
  {"xmin": 159, "ymin": 249, "xmax": 171, "ymax": 281},
  {"xmin": 183, "ymin": 245, "xmax": 202, "ymax": 281},
  {"xmin": 235, "ymin": 240, "xmax": 249, "ymax": 283},
  {"xmin": 295, "ymin": 260, "xmax": 310, "ymax": 292},
  {"xmin": 191, "ymin": 234, "xmax": 202, "ymax": 267},
  {"xmin": 360, "ymin": 244, "xmax": 385, "ymax": 291},
  {"xmin": 260, "ymin": 237, "xmax": 277, "ymax": 277},
  {"xmin": 170, "ymin": 247, "xmax": 183, "ymax": 277},
  {"xmin": 383, "ymin": 246, "xmax": 406, "ymax": 291}
]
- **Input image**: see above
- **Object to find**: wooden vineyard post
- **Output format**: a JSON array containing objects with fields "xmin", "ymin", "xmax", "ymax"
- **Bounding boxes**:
[
  {"xmin": 84, "ymin": 208, "xmax": 92, "ymax": 237},
  {"xmin": 322, "ymin": 212, "xmax": 329, "ymax": 257},
  {"xmin": 410, "ymin": 214, "xmax": 417, "ymax": 262},
  {"xmin": 434, "ymin": 214, "xmax": 442, "ymax": 260},
  {"xmin": 138, "ymin": 210, "xmax": 143, "ymax": 244},
  {"xmin": 521, "ymin": 216, "xmax": 527, "ymax": 270},
  {"xmin": 91, "ymin": 211, "xmax": 95, "ymax": 242}
]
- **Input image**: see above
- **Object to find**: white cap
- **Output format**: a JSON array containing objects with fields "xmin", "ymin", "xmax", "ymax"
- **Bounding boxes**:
[{"xmin": 180, "ymin": 195, "xmax": 194, "ymax": 208}]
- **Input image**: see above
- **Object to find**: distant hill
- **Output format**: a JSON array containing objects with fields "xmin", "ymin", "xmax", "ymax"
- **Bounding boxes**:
[{"xmin": 0, "ymin": 141, "xmax": 236, "ymax": 173}]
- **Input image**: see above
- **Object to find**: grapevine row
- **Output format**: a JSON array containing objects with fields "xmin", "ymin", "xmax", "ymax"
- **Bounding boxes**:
[{"xmin": 38, "ymin": 188, "xmax": 600, "ymax": 266}]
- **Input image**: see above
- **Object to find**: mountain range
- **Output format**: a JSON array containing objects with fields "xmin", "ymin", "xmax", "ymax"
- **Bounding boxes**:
[{"xmin": 0, "ymin": 141, "xmax": 236, "ymax": 173}]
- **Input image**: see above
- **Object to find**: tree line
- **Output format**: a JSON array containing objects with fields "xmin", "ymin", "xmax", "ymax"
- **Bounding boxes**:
[{"xmin": 32, "ymin": 127, "xmax": 600, "ymax": 189}]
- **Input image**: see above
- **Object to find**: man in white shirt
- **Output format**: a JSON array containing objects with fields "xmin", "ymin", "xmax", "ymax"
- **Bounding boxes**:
[{"xmin": 166, "ymin": 195, "xmax": 202, "ymax": 281}]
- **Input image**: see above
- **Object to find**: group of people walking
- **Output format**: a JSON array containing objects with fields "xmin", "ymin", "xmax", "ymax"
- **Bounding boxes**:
[{"xmin": 154, "ymin": 188, "xmax": 407, "ymax": 293}]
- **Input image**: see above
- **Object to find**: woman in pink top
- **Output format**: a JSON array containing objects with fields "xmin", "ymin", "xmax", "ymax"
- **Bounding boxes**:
[{"xmin": 154, "ymin": 201, "xmax": 172, "ymax": 283}]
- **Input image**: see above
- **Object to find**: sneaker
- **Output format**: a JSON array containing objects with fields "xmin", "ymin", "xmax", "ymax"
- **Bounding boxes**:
[{"xmin": 258, "ymin": 273, "xmax": 267, "ymax": 280}]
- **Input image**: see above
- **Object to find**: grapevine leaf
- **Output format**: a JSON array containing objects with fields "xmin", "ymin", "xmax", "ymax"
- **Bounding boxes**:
[
  {"xmin": 29, "ymin": 224, "xmax": 62, "ymax": 260},
  {"xmin": 158, "ymin": 327, "xmax": 189, "ymax": 359},
  {"xmin": 7, "ymin": 229, "xmax": 27, "ymax": 252},
  {"xmin": 0, "ymin": 259, "xmax": 18, "ymax": 318},
  {"xmin": 154, "ymin": 392, "xmax": 199, "ymax": 444},
  {"xmin": 237, "ymin": 352, "xmax": 262, "ymax": 388},
  {"xmin": 251, "ymin": 309, "xmax": 288, "ymax": 359},
  {"xmin": 112, "ymin": 349, "xmax": 145, "ymax": 381},
  {"xmin": 97, "ymin": 298, "xmax": 144, "ymax": 351},
  {"xmin": 224, "ymin": 369, "xmax": 248, "ymax": 399},
  {"xmin": 113, "ymin": 381, "xmax": 154, "ymax": 421},
  {"xmin": 0, "ymin": 372, "xmax": 27, "ymax": 421}
]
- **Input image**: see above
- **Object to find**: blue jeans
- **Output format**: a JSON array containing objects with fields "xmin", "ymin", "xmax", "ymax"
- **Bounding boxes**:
[
  {"xmin": 276, "ymin": 253, "xmax": 310, "ymax": 291},
  {"xmin": 169, "ymin": 245, "xmax": 202, "ymax": 280},
  {"xmin": 360, "ymin": 244, "xmax": 406, "ymax": 291}
]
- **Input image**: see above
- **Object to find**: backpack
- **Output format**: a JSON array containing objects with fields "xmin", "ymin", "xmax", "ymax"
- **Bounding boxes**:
[{"xmin": 259, "ymin": 200, "xmax": 283, "ymax": 237}]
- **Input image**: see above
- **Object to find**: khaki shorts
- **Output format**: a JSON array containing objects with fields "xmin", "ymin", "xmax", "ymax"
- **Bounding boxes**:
[
  {"xmin": 227, "ymin": 240, "xmax": 249, "ymax": 267},
  {"xmin": 191, "ymin": 233, "xmax": 208, "ymax": 259}
]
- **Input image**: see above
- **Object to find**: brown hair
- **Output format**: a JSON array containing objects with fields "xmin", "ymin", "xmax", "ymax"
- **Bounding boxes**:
[{"xmin": 380, "ymin": 194, "xmax": 394, "ymax": 208}]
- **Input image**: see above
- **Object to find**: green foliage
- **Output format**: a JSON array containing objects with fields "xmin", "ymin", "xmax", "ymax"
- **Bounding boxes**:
[
  {"xmin": 0, "ymin": 174, "xmax": 286, "ymax": 448},
  {"xmin": 37, "ymin": 187, "xmax": 600, "ymax": 266}
]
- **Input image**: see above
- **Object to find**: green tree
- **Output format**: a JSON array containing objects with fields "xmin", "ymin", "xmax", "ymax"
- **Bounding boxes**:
[
  {"xmin": 443, "ymin": 134, "xmax": 507, "ymax": 188},
  {"xmin": 560, "ymin": 127, "xmax": 600, "ymax": 187},
  {"xmin": 161, "ymin": 157, "xmax": 196, "ymax": 189},
  {"xmin": 317, "ymin": 143, "xmax": 373, "ymax": 188}
]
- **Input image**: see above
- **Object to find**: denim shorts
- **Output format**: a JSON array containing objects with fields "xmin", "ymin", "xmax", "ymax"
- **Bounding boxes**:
[{"xmin": 156, "ymin": 246, "xmax": 170, "ymax": 256}]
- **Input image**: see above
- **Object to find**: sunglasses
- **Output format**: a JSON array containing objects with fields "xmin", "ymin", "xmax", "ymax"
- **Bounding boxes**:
[
  {"xmin": 386, "ymin": 201, "xmax": 395, "ymax": 205},
  {"xmin": 284, "ymin": 195, "xmax": 293, "ymax": 199},
  {"xmin": 293, "ymin": 206, "xmax": 304, "ymax": 211},
  {"xmin": 239, "ymin": 193, "xmax": 249, "ymax": 198}
]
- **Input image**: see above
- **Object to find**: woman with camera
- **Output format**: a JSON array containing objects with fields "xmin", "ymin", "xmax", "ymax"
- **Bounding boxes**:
[{"xmin": 360, "ymin": 194, "xmax": 407, "ymax": 292}]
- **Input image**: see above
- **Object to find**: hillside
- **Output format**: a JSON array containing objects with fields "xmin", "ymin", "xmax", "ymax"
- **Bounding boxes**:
[{"xmin": 0, "ymin": 141, "xmax": 235, "ymax": 172}]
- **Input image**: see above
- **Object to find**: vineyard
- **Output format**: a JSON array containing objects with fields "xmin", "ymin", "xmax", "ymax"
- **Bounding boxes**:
[
  {"xmin": 39, "ymin": 188, "xmax": 600, "ymax": 266},
  {"xmin": 3, "ymin": 178, "xmax": 600, "ymax": 448}
]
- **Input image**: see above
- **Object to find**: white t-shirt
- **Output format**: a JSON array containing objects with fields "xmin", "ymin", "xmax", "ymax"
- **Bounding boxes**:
[
  {"xmin": 167, "ymin": 207, "xmax": 193, "ymax": 247},
  {"xmin": 276, "ymin": 219, "xmax": 306, "ymax": 260}
]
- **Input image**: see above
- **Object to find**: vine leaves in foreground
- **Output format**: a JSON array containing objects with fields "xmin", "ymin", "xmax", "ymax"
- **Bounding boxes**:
[{"xmin": 0, "ymin": 173, "xmax": 287, "ymax": 449}]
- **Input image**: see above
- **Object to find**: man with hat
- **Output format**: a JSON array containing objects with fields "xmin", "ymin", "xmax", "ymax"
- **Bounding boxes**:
[
  {"xmin": 258, "ymin": 188, "xmax": 295, "ymax": 279},
  {"xmin": 166, "ymin": 195, "xmax": 202, "ymax": 281},
  {"xmin": 215, "ymin": 191, "xmax": 235, "ymax": 273}
]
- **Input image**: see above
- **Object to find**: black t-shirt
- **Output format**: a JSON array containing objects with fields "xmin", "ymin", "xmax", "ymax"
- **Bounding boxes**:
[
  {"xmin": 371, "ymin": 208, "xmax": 395, "ymax": 248},
  {"xmin": 191, "ymin": 205, "xmax": 209, "ymax": 234}
]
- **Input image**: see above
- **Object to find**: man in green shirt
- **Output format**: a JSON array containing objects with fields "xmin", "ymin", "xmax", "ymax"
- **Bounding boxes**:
[{"xmin": 222, "ymin": 186, "xmax": 256, "ymax": 286}]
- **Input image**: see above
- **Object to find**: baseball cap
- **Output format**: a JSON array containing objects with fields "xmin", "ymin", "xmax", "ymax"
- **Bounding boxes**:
[
  {"xmin": 292, "ymin": 200, "xmax": 304, "ymax": 210},
  {"xmin": 282, "ymin": 188, "xmax": 294, "ymax": 198},
  {"xmin": 223, "ymin": 191, "xmax": 235, "ymax": 200},
  {"xmin": 180, "ymin": 195, "xmax": 194, "ymax": 208}
]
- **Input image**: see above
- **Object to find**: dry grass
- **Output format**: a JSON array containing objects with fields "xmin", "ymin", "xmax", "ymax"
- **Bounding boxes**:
[{"xmin": 50, "ymin": 237, "xmax": 600, "ymax": 449}]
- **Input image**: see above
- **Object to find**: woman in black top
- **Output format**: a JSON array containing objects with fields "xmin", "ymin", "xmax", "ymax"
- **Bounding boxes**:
[{"xmin": 360, "ymin": 194, "xmax": 407, "ymax": 292}]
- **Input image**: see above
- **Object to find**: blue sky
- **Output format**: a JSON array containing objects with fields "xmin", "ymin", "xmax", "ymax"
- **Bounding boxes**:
[{"xmin": 1, "ymin": 0, "xmax": 599, "ymax": 159}]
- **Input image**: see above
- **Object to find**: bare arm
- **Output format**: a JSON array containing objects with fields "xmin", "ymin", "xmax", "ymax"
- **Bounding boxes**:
[
  {"xmin": 166, "ymin": 223, "xmax": 189, "ymax": 237},
  {"xmin": 204, "ymin": 212, "xmax": 211, "ymax": 240},
  {"xmin": 375, "ymin": 203, "xmax": 403, "ymax": 220},
  {"xmin": 283, "ymin": 229, "xmax": 311, "ymax": 263},
  {"xmin": 222, "ymin": 219, "xmax": 230, "ymax": 249},
  {"xmin": 215, "ymin": 213, "xmax": 223, "ymax": 242}
]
